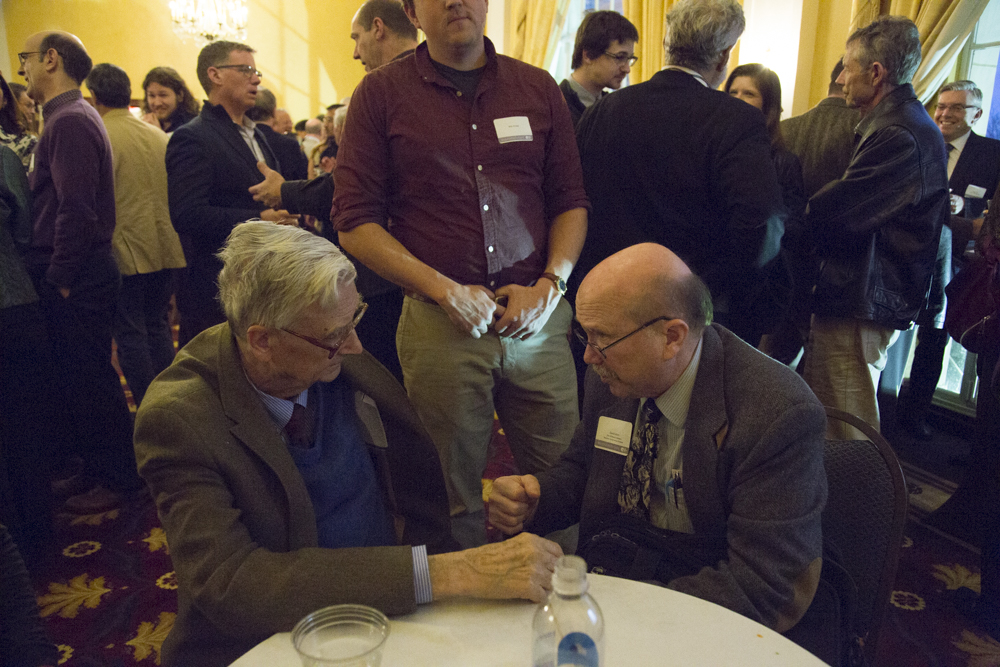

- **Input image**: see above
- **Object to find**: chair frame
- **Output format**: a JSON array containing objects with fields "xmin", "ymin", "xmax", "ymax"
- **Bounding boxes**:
[{"xmin": 823, "ymin": 406, "xmax": 909, "ymax": 665}]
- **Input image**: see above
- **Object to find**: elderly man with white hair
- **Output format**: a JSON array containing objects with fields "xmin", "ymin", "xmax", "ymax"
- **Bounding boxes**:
[{"xmin": 134, "ymin": 221, "xmax": 562, "ymax": 667}]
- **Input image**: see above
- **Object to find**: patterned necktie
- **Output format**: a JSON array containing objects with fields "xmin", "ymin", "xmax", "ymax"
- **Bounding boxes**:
[
  {"xmin": 618, "ymin": 399, "xmax": 664, "ymax": 519},
  {"xmin": 285, "ymin": 402, "xmax": 313, "ymax": 449}
]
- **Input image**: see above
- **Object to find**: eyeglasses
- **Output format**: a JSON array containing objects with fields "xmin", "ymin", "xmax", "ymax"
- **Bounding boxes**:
[
  {"xmin": 214, "ymin": 64, "xmax": 263, "ymax": 79},
  {"xmin": 935, "ymin": 103, "xmax": 979, "ymax": 114},
  {"xmin": 603, "ymin": 52, "xmax": 638, "ymax": 67},
  {"xmin": 17, "ymin": 51, "xmax": 42, "ymax": 65},
  {"xmin": 572, "ymin": 316, "xmax": 676, "ymax": 359},
  {"xmin": 281, "ymin": 301, "xmax": 368, "ymax": 359}
]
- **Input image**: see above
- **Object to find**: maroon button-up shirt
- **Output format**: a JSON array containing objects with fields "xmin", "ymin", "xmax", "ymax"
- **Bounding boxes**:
[{"xmin": 332, "ymin": 39, "xmax": 589, "ymax": 289}]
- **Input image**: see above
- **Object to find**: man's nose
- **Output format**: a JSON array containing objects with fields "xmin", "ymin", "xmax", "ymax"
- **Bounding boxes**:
[{"xmin": 582, "ymin": 343, "xmax": 603, "ymax": 366}]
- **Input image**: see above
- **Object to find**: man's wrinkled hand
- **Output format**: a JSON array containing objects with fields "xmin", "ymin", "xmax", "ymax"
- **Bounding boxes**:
[
  {"xmin": 488, "ymin": 475, "xmax": 540, "ymax": 535},
  {"xmin": 465, "ymin": 532, "xmax": 562, "ymax": 602},
  {"xmin": 259, "ymin": 208, "xmax": 299, "ymax": 226},
  {"xmin": 249, "ymin": 161, "xmax": 285, "ymax": 209},
  {"xmin": 438, "ymin": 284, "xmax": 497, "ymax": 338},
  {"xmin": 493, "ymin": 281, "xmax": 560, "ymax": 339}
]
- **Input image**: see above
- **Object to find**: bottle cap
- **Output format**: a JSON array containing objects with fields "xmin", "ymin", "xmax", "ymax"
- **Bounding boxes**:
[{"xmin": 553, "ymin": 555, "xmax": 589, "ymax": 596}]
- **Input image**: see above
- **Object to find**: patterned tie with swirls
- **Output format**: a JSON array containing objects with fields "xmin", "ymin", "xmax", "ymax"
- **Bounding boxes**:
[{"xmin": 617, "ymin": 399, "xmax": 663, "ymax": 519}]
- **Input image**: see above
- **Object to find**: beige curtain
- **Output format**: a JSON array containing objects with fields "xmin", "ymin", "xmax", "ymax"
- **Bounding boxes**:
[
  {"xmin": 622, "ymin": 0, "xmax": 676, "ymax": 85},
  {"xmin": 890, "ymin": 0, "xmax": 991, "ymax": 102},
  {"xmin": 850, "ymin": 0, "xmax": 888, "ymax": 34},
  {"xmin": 510, "ymin": 0, "xmax": 572, "ymax": 70}
]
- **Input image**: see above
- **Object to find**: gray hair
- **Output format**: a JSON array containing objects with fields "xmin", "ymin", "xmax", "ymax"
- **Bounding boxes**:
[
  {"xmin": 304, "ymin": 117, "xmax": 323, "ymax": 135},
  {"xmin": 217, "ymin": 221, "xmax": 357, "ymax": 338},
  {"xmin": 627, "ymin": 271, "xmax": 714, "ymax": 336},
  {"xmin": 847, "ymin": 16, "xmax": 921, "ymax": 86},
  {"xmin": 246, "ymin": 87, "xmax": 277, "ymax": 122},
  {"xmin": 664, "ymin": 0, "xmax": 745, "ymax": 70},
  {"xmin": 939, "ymin": 80, "xmax": 983, "ymax": 106},
  {"xmin": 333, "ymin": 105, "xmax": 349, "ymax": 131}
]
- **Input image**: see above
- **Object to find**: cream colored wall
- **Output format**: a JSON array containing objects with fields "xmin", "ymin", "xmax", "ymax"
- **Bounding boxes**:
[{"xmin": 1, "ymin": 0, "xmax": 371, "ymax": 122}]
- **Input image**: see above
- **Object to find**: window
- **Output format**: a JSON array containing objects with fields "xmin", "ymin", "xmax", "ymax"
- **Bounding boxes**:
[{"xmin": 961, "ymin": 0, "xmax": 1000, "ymax": 126}]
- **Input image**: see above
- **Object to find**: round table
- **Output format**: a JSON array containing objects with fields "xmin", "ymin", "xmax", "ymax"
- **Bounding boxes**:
[{"xmin": 231, "ymin": 573, "xmax": 826, "ymax": 666}]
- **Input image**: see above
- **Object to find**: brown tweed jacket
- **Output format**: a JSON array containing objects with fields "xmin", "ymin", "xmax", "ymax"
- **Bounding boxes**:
[{"xmin": 134, "ymin": 323, "xmax": 454, "ymax": 667}]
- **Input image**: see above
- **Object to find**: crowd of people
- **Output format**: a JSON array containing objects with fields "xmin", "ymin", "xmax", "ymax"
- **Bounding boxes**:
[{"xmin": 1, "ymin": 0, "xmax": 998, "ymax": 665}]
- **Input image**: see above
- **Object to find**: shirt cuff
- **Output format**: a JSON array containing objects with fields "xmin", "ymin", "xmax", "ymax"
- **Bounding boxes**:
[{"xmin": 412, "ymin": 545, "xmax": 433, "ymax": 605}]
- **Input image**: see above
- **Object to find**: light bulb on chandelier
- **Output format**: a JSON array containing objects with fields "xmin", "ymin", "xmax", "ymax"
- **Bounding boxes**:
[{"xmin": 169, "ymin": 0, "xmax": 248, "ymax": 45}]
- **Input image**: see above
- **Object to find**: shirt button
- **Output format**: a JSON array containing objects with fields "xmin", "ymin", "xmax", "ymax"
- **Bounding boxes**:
[
  {"xmin": 457, "ymin": 91, "xmax": 463, "ymax": 97},
  {"xmin": 490, "ymin": 280, "xmax": 496, "ymax": 287},
  {"xmin": 483, "ymin": 204, "xmax": 489, "ymax": 211},
  {"xmin": 477, "ymin": 165, "xmax": 483, "ymax": 171},
  {"xmin": 488, "ymin": 245, "xmax": 494, "ymax": 252},
  {"xmin": 472, "ymin": 124, "xmax": 477, "ymax": 130}
]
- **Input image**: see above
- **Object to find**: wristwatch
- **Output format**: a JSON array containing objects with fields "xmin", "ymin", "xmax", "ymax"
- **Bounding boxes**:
[{"xmin": 540, "ymin": 272, "xmax": 568, "ymax": 296}]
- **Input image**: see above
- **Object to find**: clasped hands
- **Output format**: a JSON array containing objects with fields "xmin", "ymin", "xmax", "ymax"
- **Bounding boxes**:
[{"xmin": 439, "ymin": 281, "xmax": 560, "ymax": 340}]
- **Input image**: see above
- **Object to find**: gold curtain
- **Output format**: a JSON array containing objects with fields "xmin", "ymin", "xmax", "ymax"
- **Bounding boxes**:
[
  {"xmin": 622, "ymin": 0, "xmax": 675, "ymax": 85},
  {"xmin": 850, "ymin": 0, "xmax": 888, "ymax": 33},
  {"xmin": 510, "ymin": 0, "xmax": 572, "ymax": 70},
  {"xmin": 890, "ymin": 0, "xmax": 991, "ymax": 102}
]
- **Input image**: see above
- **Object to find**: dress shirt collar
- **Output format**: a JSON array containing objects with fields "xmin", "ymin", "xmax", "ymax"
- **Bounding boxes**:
[
  {"xmin": 414, "ymin": 36, "xmax": 499, "ymax": 92},
  {"xmin": 649, "ymin": 337, "xmax": 704, "ymax": 429},
  {"xmin": 567, "ymin": 75, "xmax": 600, "ymax": 108},
  {"xmin": 661, "ymin": 66, "xmax": 709, "ymax": 88},
  {"xmin": 42, "ymin": 88, "xmax": 82, "ymax": 117},
  {"xmin": 245, "ymin": 373, "xmax": 309, "ymax": 430},
  {"xmin": 948, "ymin": 129, "xmax": 972, "ymax": 154}
]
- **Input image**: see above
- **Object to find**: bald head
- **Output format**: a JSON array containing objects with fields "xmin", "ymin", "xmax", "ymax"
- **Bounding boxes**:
[
  {"xmin": 579, "ymin": 243, "xmax": 712, "ymax": 336},
  {"xmin": 19, "ymin": 30, "xmax": 92, "ymax": 105}
]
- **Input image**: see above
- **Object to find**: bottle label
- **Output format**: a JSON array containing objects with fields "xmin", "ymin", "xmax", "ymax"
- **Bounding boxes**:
[{"xmin": 557, "ymin": 632, "xmax": 599, "ymax": 667}]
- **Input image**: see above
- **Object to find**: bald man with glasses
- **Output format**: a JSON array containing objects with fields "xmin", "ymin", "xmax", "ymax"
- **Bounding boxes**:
[{"xmin": 490, "ymin": 243, "xmax": 828, "ymax": 645}]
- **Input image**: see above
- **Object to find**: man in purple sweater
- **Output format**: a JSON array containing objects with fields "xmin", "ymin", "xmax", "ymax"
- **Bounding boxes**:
[{"xmin": 18, "ymin": 31, "xmax": 142, "ymax": 512}]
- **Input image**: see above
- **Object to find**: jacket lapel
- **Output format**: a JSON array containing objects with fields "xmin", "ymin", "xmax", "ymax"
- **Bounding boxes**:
[
  {"xmin": 681, "ymin": 325, "xmax": 730, "ymax": 534},
  {"xmin": 205, "ymin": 103, "xmax": 272, "ymax": 174},
  {"xmin": 950, "ymin": 132, "xmax": 982, "ymax": 195},
  {"xmin": 215, "ymin": 325, "xmax": 319, "ymax": 547},
  {"xmin": 578, "ymin": 393, "xmax": 640, "ymax": 540}
]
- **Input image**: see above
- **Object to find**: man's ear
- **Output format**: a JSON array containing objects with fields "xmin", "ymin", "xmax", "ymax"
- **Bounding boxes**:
[
  {"xmin": 869, "ymin": 61, "xmax": 887, "ymax": 89},
  {"xmin": 972, "ymin": 106, "xmax": 984, "ymax": 125},
  {"xmin": 404, "ymin": 4, "xmax": 421, "ymax": 31},
  {"xmin": 715, "ymin": 45, "xmax": 734, "ymax": 79},
  {"xmin": 43, "ymin": 48, "xmax": 60, "ymax": 75},
  {"xmin": 660, "ymin": 318, "xmax": 690, "ymax": 361},
  {"xmin": 372, "ymin": 17, "xmax": 386, "ymax": 40},
  {"xmin": 245, "ymin": 325, "xmax": 274, "ymax": 363}
]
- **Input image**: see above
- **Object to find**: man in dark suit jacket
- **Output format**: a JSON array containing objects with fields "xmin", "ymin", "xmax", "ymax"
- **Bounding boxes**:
[
  {"xmin": 558, "ymin": 10, "xmax": 637, "ymax": 127},
  {"xmin": 247, "ymin": 87, "xmax": 309, "ymax": 180},
  {"xmin": 135, "ymin": 222, "xmax": 563, "ymax": 666},
  {"xmin": 490, "ymin": 243, "xmax": 827, "ymax": 635},
  {"xmin": 781, "ymin": 60, "xmax": 862, "ymax": 199},
  {"xmin": 901, "ymin": 80, "xmax": 1000, "ymax": 438},
  {"xmin": 166, "ymin": 40, "xmax": 292, "ymax": 345},
  {"xmin": 575, "ymin": 0, "xmax": 784, "ymax": 344}
]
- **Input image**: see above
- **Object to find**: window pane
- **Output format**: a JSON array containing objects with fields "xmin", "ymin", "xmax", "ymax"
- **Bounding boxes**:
[
  {"xmin": 941, "ymin": 338, "xmax": 969, "ymax": 394},
  {"xmin": 970, "ymin": 46, "xmax": 1000, "ymax": 125},
  {"xmin": 974, "ymin": 0, "xmax": 1000, "ymax": 45}
]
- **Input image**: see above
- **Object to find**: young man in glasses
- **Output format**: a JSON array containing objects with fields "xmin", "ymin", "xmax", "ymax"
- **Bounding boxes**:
[
  {"xmin": 165, "ymin": 40, "xmax": 294, "ymax": 346},
  {"xmin": 560, "ymin": 10, "xmax": 638, "ymax": 127},
  {"xmin": 135, "ymin": 222, "xmax": 563, "ymax": 667},
  {"xmin": 490, "ymin": 243, "xmax": 828, "ymax": 644}
]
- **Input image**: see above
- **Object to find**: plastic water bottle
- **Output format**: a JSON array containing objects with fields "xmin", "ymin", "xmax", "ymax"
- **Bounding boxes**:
[{"xmin": 532, "ymin": 555, "xmax": 604, "ymax": 667}]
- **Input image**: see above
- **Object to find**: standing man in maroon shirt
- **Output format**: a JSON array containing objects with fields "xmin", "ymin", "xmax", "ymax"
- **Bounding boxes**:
[
  {"xmin": 333, "ymin": 0, "xmax": 589, "ymax": 548},
  {"xmin": 18, "ymin": 31, "xmax": 143, "ymax": 511}
]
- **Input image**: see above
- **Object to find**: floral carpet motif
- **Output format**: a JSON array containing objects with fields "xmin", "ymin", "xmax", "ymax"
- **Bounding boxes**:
[{"xmin": 27, "ymin": 417, "xmax": 997, "ymax": 666}]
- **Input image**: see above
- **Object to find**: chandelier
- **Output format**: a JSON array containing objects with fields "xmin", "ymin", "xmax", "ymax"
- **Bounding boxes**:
[{"xmin": 169, "ymin": 0, "xmax": 248, "ymax": 45}]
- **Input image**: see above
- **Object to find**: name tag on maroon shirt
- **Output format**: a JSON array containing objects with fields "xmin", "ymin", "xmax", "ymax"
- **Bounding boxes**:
[{"xmin": 494, "ymin": 116, "xmax": 533, "ymax": 144}]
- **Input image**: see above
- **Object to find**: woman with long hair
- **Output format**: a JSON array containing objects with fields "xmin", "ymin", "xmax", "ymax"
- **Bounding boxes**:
[
  {"xmin": 7, "ymin": 82, "xmax": 36, "ymax": 136},
  {"xmin": 725, "ymin": 64, "xmax": 809, "ymax": 363},
  {"xmin": 0, "ymin": 72, "xmax": 37, "ymax": 170},
  {"xmin": 141, "ymin": 67, "xmax": 200, "ymax": 133}
]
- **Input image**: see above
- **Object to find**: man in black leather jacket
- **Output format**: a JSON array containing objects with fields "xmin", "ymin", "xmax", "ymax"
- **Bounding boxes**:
[{"xmin": 804, "ymin": 16, "xmax": 948, "ymax": 439}]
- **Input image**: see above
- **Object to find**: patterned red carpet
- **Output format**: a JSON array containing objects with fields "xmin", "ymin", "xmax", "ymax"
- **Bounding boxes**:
[{"xmin": 27, "ymin": 420, "xmax": 999, "ymax": 666}]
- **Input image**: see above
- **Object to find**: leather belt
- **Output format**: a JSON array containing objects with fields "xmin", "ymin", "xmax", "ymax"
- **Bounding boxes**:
[{"xmin": 403, "ymin": 289, "xmax": 436, "ymax": 305}]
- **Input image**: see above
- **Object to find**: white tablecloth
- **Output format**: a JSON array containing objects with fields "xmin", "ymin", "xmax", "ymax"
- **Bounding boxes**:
[{"xmin": 230, "ymin": 573, "xmax": 826, "ymax": 666}]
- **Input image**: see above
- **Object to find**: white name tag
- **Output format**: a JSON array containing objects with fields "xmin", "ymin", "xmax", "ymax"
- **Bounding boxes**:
[
  {"xmin": 494, "ymin": 116, "xmax": 532, "ymax": 144},
  {"xmin": 595, "ymin": 416, "xmax": 632, "ymax": 456},
  {"xmin": 965, "ymin": 184, "xmax": 988, "ymax": 199}
]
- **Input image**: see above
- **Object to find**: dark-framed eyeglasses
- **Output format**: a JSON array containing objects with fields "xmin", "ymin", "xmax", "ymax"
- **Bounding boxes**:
[
  {"xmin": 603, "ymin": 51, "xmax": 638, "ymax": 67},
  {"xmin": 572, "ymin": 316, "xmax": 677, "ymax": 359},
  {"xmin": 17, "ymin": 51, "xmax": 42, "ymax": 65},
  {"xmin": 281, "ymin": 301, "xmax": 368, "ymax": 359},
  {"xmin": 213, "ymin": 64, "xmax": 263, "ymax": 79},
  {"xmin": 935, "ymin": 103, "xmax": 979, "ymax": 114}
]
